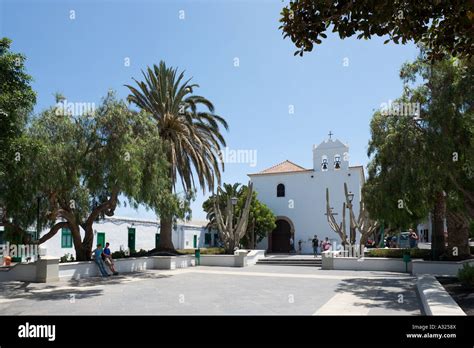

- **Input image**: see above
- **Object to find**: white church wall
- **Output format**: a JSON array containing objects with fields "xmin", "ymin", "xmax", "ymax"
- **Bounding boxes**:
[
  {"xmin": 251, "ymin": 138, "xmax": 364, "ymax": 254},
  {"xmin": 252, "ymin": 166, "xmax": 362, "ymax": 254}
]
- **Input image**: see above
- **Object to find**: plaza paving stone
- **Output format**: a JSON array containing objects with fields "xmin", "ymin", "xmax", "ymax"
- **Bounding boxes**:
[{"xmin": 0, "ymin": 265, "xmax": 422, "ymax": 315}]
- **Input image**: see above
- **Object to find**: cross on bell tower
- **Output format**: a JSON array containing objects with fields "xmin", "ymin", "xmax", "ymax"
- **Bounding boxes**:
[{"xmin": 328, "ymin": 131, "xmax": 333, "ymax": 140}]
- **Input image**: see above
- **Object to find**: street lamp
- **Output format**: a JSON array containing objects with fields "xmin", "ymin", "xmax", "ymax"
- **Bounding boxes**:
[
  {"xmin": 347, "ymin": 192, "xmax": 354, "ymax": 204},
  {"xmin": 231, "ymin": 197, "xmax": 238, "ymax": 206}
]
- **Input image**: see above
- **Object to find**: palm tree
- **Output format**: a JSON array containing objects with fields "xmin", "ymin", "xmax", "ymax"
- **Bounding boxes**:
[{"xmin": 125, "ymin": 61, "xmax": 228, "ymax": 252}]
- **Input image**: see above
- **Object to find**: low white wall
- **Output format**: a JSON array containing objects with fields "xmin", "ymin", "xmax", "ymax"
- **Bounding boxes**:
[
  {"xmin": 200, "ymin": 255, "xmax": 237, "ymax": 267},
  {"xmin": 412, "ymin": 259, "xmax": 474, "ymax": 276},
  {"xmin": 333, "ymin": 257, "xmax": 410, "ymax": 272},
  {"xmin": 245, "ymin": 250, "xmax": 266, "ymax": 265},
  {"xmin": 0, "ymin": 263, "xmax": 37, "ymax": 282},
  {"xmin": 417, "ymin": 275, "xmax": 466, "ymax": 315},
  {"xmin": 59, "ymin": 255, "xmax": 194, "ymax": 280},
  {"xmin": 198, "ymin": 250, "xmax": 263, "ymax": 267},
  {"xmin": 0, "ymin": 258, "xmax": 59, "ymax": 283},
  {"xmin": 154, "ymin": 255, "xmax": 195, "ymax": 270},
  {"xmin": 59, "ymin": 261, "xmax": 99, "ymax": 280},
  {"xmin": 321, "ymin": 251, "xmax": 412, "ymax": 272},
  {"xmin": 2, "ymin": 249, "xmax": 260, "ymax": 283}
]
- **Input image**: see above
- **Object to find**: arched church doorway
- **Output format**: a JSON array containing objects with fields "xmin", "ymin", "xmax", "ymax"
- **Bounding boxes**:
[{"xmin": 270, "ymin": 219, "xmax": 292, "ymax": 253}]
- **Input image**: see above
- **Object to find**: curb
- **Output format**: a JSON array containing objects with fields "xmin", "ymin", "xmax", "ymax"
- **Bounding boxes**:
[{"xmin": 416, "ymin": 274, "xmax": 466, "ymax": 316}]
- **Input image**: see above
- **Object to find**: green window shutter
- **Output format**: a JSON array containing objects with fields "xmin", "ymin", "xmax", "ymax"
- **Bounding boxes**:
[
  {"xmin": 97, "ymin": 232, "xmax": 105, "ymax": 247},
  {"xmin": 128, "ymin": 228, "xmax": 136, "ymax": 251},
  {"xmin": 193, "ymin": 235, "xmax": 197, "ymax": 248},
  {"xmin": 205, "ymin": 233, "xmax": 211, "ymax": 245},
  {"xmin": 61, "ymin": 228, "xmax": 72, "ymax": 248}
]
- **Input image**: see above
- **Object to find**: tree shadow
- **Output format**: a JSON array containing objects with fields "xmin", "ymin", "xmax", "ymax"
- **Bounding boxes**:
[
  {"xmin": 66, "ymin": 271, "xmax": 172, "ymax": 287},
  {"xmin": 0, "ymin": 285, "xmax": 103, "ymax": 302},
  {"xmin": 0, "ymin": 271, "xmax": 173, "ymax": 304},
  {"xmin": 333, "ymin": 277, "xmax": 421, "ymax": 314}
]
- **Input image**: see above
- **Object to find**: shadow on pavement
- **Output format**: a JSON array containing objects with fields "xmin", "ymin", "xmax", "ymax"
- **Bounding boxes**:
[{"xmin": 334, "ymin": 277, "xmax": 421, "ymax": 313}]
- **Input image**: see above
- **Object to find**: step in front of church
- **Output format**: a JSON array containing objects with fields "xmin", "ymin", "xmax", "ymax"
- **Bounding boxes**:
[{"xmin": 256, "ymin": 255, "xmax": 322, "ymax": 267}]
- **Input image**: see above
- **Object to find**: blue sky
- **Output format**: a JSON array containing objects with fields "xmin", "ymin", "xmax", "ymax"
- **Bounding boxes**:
[{"xmin": 1, "ymin": 0, "xmax": 419, "ymax": 221}]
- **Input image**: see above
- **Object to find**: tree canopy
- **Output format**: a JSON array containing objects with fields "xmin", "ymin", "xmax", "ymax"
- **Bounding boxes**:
[
  {"xmin": 126, "ymin": 61, "xmax": 229, "ymax": 251},
  {"xmin": 0, "ymin": 37, "xmax": 36, "ymax": 201},
  {"xmin": 1, "ymin": 92, "xmax": 175, "ymax": 260},
  {"xmin": 364, "ymin": 52, "xmax": 473, "ymax": 259},
  {"xmin": 280, "ymin": 1, "xmax": 474, "ymax": 60}
]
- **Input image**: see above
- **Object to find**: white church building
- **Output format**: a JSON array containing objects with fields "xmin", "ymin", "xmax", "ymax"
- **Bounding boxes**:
[{"xmin": 249, "ymin": 137, "xmax": 364, "ymax": 254}]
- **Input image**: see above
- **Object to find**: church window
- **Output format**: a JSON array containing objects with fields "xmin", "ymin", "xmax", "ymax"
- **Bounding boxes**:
[
  {"xmin": 334, "ymin": 154, "xmax": 341, "ymax": 170},
  {"xmin": 321, "ymin": 156, "xmax": 328, "ymax": 171},
  {"xmin": 277, "ymin": 184, "xmax": 285, "ymax": 197}
]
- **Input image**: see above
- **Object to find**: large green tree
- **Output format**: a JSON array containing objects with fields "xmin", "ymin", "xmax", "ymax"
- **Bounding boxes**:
[
  {"xmin": 202, "ymin": 183, "xmax": 276, "ymax": 249},
  {"xmin": 364, "ymin": 53, "xmax": 474, "ymax": 260},
  {"xmin": 1, "ymin": 92, "xmax": 173, "ymax": 260},
  {"xmin": 126, "ymin": 61, "xmax": 228, "ymax": 252},
  {"xmin": 280, "ymin": 1, "xmax": 473, "ymax": 60},
  {"xmin": 0, "ymin": 38, "xmax": 36, "ymax": 207}
]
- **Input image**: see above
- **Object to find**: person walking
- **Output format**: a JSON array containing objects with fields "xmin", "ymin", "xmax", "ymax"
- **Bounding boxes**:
[
  {"xmin": 92, "ymin": 244, "xmax": 109, "ymax": 277},
  {"xmin": 312, "ymin": 235, "xmax": 319, "ymax": 257},
  {"xmin": 298, "ymin": 239, "xmax": 303, "ymax": 254}
]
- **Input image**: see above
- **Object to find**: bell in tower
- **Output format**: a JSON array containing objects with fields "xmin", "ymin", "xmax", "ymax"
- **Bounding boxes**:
[
  {"xmin": 334, "ymin": 155, "xmax": 341, "ymax": 169},
  {"xmin": 321, "ymin": 156, "xmax": 328, "ymax": 171}
]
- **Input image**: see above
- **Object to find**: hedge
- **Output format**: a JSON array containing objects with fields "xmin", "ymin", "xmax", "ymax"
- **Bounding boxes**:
[{"xmin": 367, "ymin": 248, "xmax": 431, "ymax": 260}]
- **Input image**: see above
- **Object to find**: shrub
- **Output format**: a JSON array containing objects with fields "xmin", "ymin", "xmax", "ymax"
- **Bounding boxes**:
[
  {"xmin": 177, "ymin": 247, "xmax": 225, "ymax": 255},
  {"xmin": 367, "ymin": 248, "xmax": 431, "ymax": 260},
  {"xmin": 130, "ymin": 249, "xmax": 148, "ymax": 257},
  {"xmin": 60, "ymin": 253, "xmax": 74, "ymax": 263},
  {"xmin": 111, "ymin": 250, "xmax": 127, "ymax": 259},
  {"xmin": 457, "ymin": 263, "xmax": 474, "ymax": 289}
]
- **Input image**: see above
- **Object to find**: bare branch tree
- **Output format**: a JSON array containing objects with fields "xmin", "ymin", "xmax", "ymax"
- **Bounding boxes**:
[{"xmin": 213, "ymin": 181, "xmax": 254, "ymax": 254}]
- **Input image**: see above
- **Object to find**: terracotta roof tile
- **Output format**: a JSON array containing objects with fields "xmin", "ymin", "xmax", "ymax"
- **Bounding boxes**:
[{"xmin": 257, "ymin": 160, "xmax": 309, "ymax": 174}]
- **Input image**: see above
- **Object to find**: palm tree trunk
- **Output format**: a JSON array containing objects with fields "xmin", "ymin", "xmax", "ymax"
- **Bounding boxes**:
[
  {"xmin": 432, "ymin": 191, "xmax": 447, "ymax": 260},
  {"xmin": 158, "ymin": 214, "xmax": 176, "ymax": 252}
]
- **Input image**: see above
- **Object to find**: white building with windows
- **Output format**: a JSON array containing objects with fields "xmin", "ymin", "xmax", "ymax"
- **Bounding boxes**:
[
  {"xmin": 36, "ymin": 216, "xmax": 215, "ymax": 259},
  {"xmin": 248, "ymin": 136, "xmax": 435, "ymax": 253},
  {"xmin": 249, "ymin": 137, "xmax": 364, "ymax": 254}
]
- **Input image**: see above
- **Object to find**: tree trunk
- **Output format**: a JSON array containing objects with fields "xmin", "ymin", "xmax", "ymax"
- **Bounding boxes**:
[
  {"xmin": 432, "ymin": 191, "xmax": 447, "ymax": 260},
  {"xmin": 226, "ymin": 238, "xmax": 236, "ymax": 255},
  {"xmin": 446, "ymin": 210, "xmax": 470, "ymax": 260},
  {"xmin": 81, "ymin": 223, "xmax": 95, "ymax": 261},
  {"xmin": 158, "ymin": 214, "xmax": 176, "ymax": 252},
  {"xmin": 248, "ymin": 219, "xmax": 255, "ymax": 249},
  {"xmin": 359, "ymin": 233, "xmax": 370, "ymax": 255},
  {"xmin": 350, "ymin": 226, "xmax": 356, "ymax": 245},
  {"xmin": 70, "ymin": 224, "xmax": 88, "ymax": 261}
]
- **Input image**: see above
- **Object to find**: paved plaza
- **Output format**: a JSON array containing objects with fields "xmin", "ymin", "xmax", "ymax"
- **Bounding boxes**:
[{"xmin": 0, "ymin": 265, "xmax": 422, "ymax": 315}]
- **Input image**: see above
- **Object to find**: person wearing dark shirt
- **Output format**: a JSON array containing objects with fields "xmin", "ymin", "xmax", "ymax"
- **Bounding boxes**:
[
  {"xmin": 102, "ymin": 242, "xmax": 118, "ymax": 275},
  {"xmin": 312, "ymin": 235, "xmax": 319, "ymax": 257}
]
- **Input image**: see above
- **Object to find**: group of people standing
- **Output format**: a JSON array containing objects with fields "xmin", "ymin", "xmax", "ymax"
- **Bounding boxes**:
[
  {"xmin": 92, "ymin": 242, "xmax": 119, "ymax": 277},
  {"xmin": 310, "ymin": 235, "xmax": 331, "ymax": 256}
]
